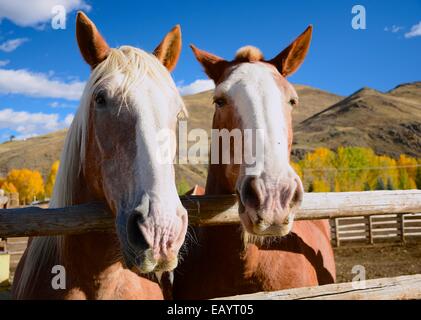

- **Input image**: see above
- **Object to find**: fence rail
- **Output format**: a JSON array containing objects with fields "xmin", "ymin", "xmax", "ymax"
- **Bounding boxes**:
[
  {"xmin": 0, "ymin": 190, "xmax": 420, "ymax": 238},
  {"xmin": 1, "ymin": 190, "xmax": 421, "ymax": 300},
  {"xmin": 216, "ymin": 274, "xmax": 421, "ymax": 300}
]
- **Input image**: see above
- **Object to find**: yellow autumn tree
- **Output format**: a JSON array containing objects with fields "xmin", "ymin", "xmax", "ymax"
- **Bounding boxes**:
[
  {"xmin": 290, "ymin": 161, "xmax": 303, "ymax": 180},
  {"xmin": 333, "ymin": 147, "xmax": 376, "ymax": 191},
  {"xmin": 1, "ymin": 181, "xmax": 17, "ymax": 194},
  {"xmin": 396, "ymin": 155, "xmax": 417, "ymax": 189},
  {"xmin": 6, "ymin": 169, "xmax": 45, "ymax": 204},
  {"xmin": 416, "ymin": 158, "xmax": 421, "ymax": 189},
  {"xmin": 374, "ymin": 155, "xmax": 399, "ymax": 190},
  {"xmin": 299, "ymin": 147, "xmax": 336, "ymax": 192},
  {"xmin": 311, "ymin": 179, "xmax": 331, "ymax": 192},
  {"xmin": 295, "ymin": 147, "xmax": 416, "ymax": 193},
  {"xmin": 45, "ymin": 160, "xmax": 60, "ymax": 198}
]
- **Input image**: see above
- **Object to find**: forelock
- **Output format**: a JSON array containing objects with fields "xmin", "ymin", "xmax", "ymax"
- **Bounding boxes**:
[{"xmin": 235, "ymin": 46, "xmax": 264, "ymax": 62}]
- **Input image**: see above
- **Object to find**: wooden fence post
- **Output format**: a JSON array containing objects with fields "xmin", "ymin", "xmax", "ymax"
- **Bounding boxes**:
[
  {"xmin": 368, "ymin": 215, "xmax": 373, "ymax": 245},
  {"xmin": 400, "ymin": 214, "xmax": 406, "ymax": 243},
  {"xmin": 334, "ymin": 218, "xmax": 340, "ymax": 247}
]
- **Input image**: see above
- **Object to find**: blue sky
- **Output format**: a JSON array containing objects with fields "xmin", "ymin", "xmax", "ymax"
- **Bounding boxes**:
[{"xmin": 0, "ymin": 0, "xmax": 420, "ymax": 141}]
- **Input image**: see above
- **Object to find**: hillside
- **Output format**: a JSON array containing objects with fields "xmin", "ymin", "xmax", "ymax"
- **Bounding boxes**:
[
  {"xmin": 293, "ymin": 82, "xmax": 421, "ymax": 159},
  {"xmin": 0, "ymin": 130, "xmax": 66, "ymax": 179},
  {"xmin": 0, "ymin": 82, "xmax": 419, "ymax": 188},
  {"xmin": 180, "ymin": 85, "xmax": 343, "ymax": 128}
]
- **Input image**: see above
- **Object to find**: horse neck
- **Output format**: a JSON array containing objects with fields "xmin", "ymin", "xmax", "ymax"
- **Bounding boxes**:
[
  {"xmin": 203, "ymin": 119, "xmax": 246, "ymax": 251},
  {"xmin": 205, "ymin": 163, "xmax": 238, "ymax": 195},
  {"xmin": 61, "ymin": 173, "xmax": 123, "ymax": 278},
  {"xmin": 205, "ymin": 118, "xmax": 240, "ymax": 195}
]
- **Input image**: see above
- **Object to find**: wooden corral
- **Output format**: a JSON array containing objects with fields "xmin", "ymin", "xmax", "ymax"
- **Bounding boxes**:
[
  {"xmin": 331, "ymin": 213, "xmax": 421, "ymax": 246},
  {"xmin": 1, "ymin": 190, "xmax": 421, "ymax": 238},
  {"xmin": 217, "ymin": 274, "xmax": 421, "ymax": 300},
  {"xmin": 0, "ymin": 190, "xmax": 420, "ymax": 300}
]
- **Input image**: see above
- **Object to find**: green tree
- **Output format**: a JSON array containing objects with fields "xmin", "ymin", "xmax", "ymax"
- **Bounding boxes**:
[
  {"xmin": 363, "ymin": 182, "xmax": 371, "ymax": 191},
  {"xmin": 307, "ymin": 181, "xmax": 314, "ymax": 193},
  {"xmin": 375, "ymin": 177, "xmax": 385, "ymax": 190},
  {"xmin": 387, "ymin": 178, "xmax": 395, "ymax": 190},
  {"xmin": 415, "ymin": 160, "xmax": 421, "ymax": 189}
]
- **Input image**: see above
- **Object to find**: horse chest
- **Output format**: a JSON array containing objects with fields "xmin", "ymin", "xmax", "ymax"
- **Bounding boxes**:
[{"xmin": 174, "ymin": 227, "xmax": 320, "ymax": 299}]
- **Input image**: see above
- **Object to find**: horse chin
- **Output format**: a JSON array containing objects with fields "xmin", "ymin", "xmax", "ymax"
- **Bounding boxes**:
[
  {"xmin": 122, "ymin": 248, "xmax": 178, "ymax": 274},
  {"xmin": 240, "ymin": 210, "xmax": 294, "ymax": 237}
]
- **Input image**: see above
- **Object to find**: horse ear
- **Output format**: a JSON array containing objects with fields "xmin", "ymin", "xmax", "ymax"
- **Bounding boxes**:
[
  {"xmin": 153, "ymin": 25, "xmax": 182, "ymax": 72},
  {"xmin": 269, "ymin": 25, "xmax": 313, "ymax": 77},
  {"xmin": 190, "ymin": 45, "xmax": 229, "ymax": 83},
  {"xmin": 76, "ymin": 12, "xmax": 110, "ymax": 68}
]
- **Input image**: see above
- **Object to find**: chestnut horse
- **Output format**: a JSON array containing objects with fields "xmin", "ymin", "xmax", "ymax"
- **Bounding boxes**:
[
  {"xmin": 173, "ymin": 26, "xmax": 336, "ymax": 299},
  {"xmin": 12, "ymin": 12, "xmax": 187, "ymax": 299}
]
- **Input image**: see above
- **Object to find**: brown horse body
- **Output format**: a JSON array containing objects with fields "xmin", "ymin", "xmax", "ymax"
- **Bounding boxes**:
[{"xmin": 173, "ymin": 27, "xmax": 335, "ymax": 299}]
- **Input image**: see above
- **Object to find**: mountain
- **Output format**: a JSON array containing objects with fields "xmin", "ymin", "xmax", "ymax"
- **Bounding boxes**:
[
  {"xmin": 0, "ymin": 130, "xmax": 66, "ymax": 179},
  {"xmin": 180, "ymin": 85, "xmax": 343, "ymax": 128},
  {"xmin": 0, "ymin": 82, "xmax": 419, "ymax": 188},
  {"xmin": 293, "ymin": 82, "xmax": 421, "ymax": 159},
  {"xmin": 292, "ymin": 84, "xmax": 343, "ymax": 125}
]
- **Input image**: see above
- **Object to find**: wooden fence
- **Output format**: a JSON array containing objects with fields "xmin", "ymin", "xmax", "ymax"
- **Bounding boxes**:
[
  {"xmin": 1, "ymin": 190, "xmax": 421, "ymax": 238},
  {"xmin": 217, "ymin": 274, "xmax": 421, "ymax": 300},
  {"xmin": 331, "ymin": 213, "xmax": 421, "ymax": 246},
  {"xmin": 1, "ymin": 190, "xmax": 421, "ymax": 300}
]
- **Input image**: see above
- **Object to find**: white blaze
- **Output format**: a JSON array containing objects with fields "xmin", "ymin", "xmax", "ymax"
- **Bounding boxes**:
[{"xmin": 215, "ymin": 63, "xmax": 290, "ymax": 177}]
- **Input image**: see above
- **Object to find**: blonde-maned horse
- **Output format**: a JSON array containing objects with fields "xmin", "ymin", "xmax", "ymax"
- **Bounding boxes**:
[
  {"xmin": 173, "ymin": 26, "xmax": 336, "ymax": 299},
  {"xmin": 12, "ymin": 12, "xmax": 187, "ymax": 300}
]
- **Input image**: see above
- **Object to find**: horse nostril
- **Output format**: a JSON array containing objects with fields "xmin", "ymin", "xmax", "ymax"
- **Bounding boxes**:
[
  {"xmin": 127, "ymin": 215, "xmax": 149, "ymax": 250},
  {"xmin": 289, "ymin": 181, "xmax": 304, "ymax": 209},
  {"xmin": 242, "ymin": 177, "xmax": 263, "ymax": 210}
]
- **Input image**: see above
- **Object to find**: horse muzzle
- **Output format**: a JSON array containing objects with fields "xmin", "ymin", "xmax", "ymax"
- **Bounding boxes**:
[
  {"xmin": 118, "ymin": 195, "xmax": 188, "ymax": 273},
  {"xmin": 237, "ymin": 175, "xmax": 303, "ymax": 236}
]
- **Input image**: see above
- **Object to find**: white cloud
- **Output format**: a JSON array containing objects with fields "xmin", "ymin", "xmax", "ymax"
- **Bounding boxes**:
[
  {"xmin": 178, "ymin": 79, "xmax": 215, "ymax": 96},
  {"xmin": 405, "ymin": 21, "xmax": 421, "ymax": 38},
  {"xmin": 0, "ymin": 108, "xmax": 73, "ymax": 139},
  {"xmin": 0, "ymin": 60, "xmax": 9, "ymax": 67},
  {"xmin": 0, "ymin": 0, "xmax": 90, "ymax": 27},
  {"xmin": 0, "ymin": 38, "xmax": 28, "ymax": 52},
  {"xmin": 49, "ymin": 101, "xmax": 77, "ymax": 109},
  {"xmin": 0, "ymin": 68, "xmax": 85, "ymax": 100},
  {"xmin": 384, "ymin": 25, "xmax": 404, "ymax": 33}
]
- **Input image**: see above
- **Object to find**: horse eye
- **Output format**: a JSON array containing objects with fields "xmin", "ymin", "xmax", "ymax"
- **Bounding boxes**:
[
  {"xmin": 214, "ymin": 97, "xmax": 227, "ymax": 108},
  {"xmin": 289, "ymin": 98, "xmax": 298, "ymax": 107},
  {"xmin": 95, "ymin": 93, "xmax": 106, "ymax": 107}
]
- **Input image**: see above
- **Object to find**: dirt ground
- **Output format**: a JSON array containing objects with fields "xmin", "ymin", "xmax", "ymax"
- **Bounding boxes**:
[{"xmin": 334, "ymin": 241, "xmax": 421, "ymax": 283}]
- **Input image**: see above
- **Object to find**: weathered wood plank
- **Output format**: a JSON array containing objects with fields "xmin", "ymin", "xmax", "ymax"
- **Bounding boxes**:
[
  {"xmin": 0, "ymin": 202, "xmax": 113, "ymax": 238},
  {"xmin": 215, "ymin": 274, "xmax": 421, "ymax": 300},
  {"xmin": 0, "ymin": 190, "xmax": 420, "ymax": 238}
]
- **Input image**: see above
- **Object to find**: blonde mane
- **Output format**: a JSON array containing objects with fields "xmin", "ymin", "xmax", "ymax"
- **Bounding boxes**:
[{"xmin": 14, "ymin": 46, "xmax": 186, "ymax": 298}]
